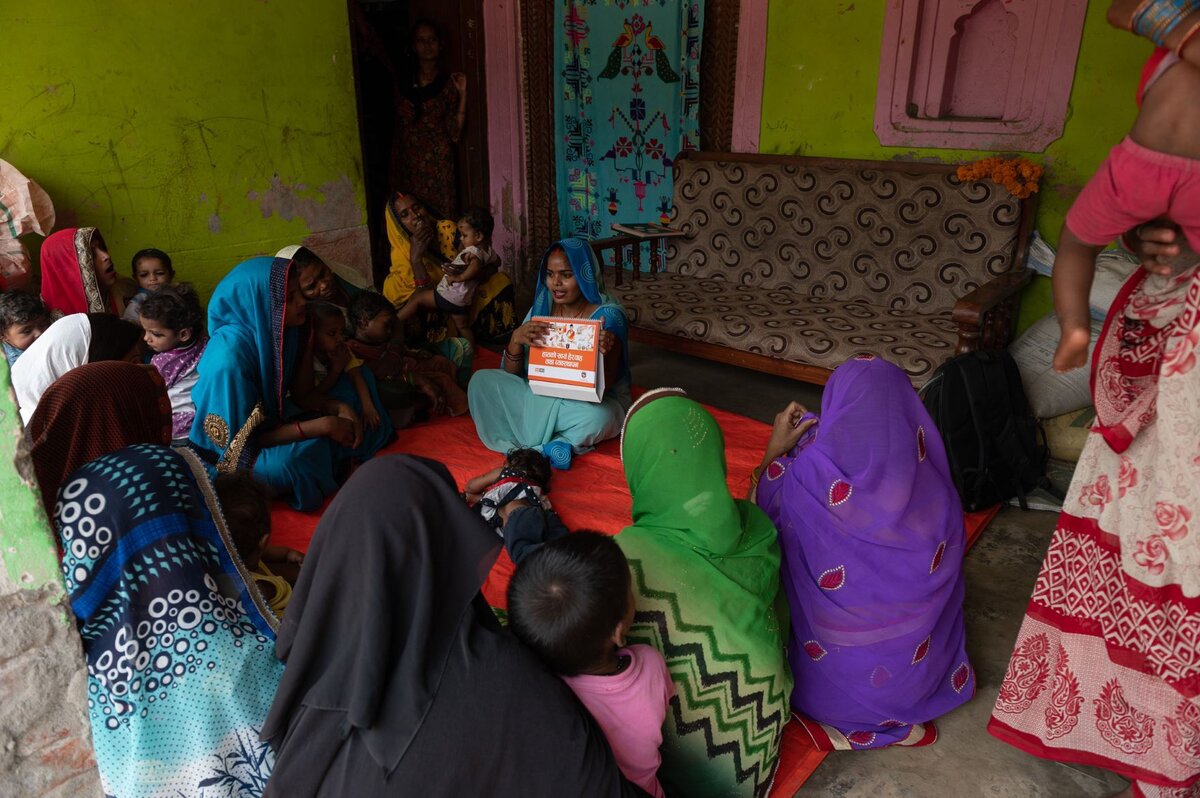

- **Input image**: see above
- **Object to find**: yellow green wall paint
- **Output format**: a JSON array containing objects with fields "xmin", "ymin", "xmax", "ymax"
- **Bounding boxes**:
[
  {"xmin": 0, "ymin": 362, "xmax": 60, "ymax": 593},
  {"xmin": 1, "ymin": 1, "xmax": 369, "ymax": 589},
  {"xmin": 2, "ymin": 1, "xmax": 369, "ymax": 301},
  {"xmin": 759, "ymin": 2, "xmax": 1151, "ymax": 330}
]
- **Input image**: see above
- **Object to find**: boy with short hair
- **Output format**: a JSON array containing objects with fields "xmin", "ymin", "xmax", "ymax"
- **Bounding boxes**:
[
  {"xmin": 0, "ymin": 290, "xmax": 51, "ymax": 366},
  {"xmin": 508, "ymin": 532, "xmax": 674, "ymax": 798}
]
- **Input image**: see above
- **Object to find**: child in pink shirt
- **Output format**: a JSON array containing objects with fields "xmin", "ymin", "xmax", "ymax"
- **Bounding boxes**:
[
  {"xmin": 508, "ymin": 531, "xmax": 674, "ymax": 798},
  {"xmin": 1052, "ymin": 1, "xmax": 1200, "ymax": 372}
]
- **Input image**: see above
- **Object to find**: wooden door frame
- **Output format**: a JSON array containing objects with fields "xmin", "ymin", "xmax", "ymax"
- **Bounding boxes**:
[{"xmin": 482, "ymin": 0, "xmax": 530, "ymax": 297}]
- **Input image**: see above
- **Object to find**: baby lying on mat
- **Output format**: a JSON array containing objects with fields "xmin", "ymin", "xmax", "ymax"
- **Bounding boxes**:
[{"xmin": 465, "ymin": 448, "xmax": 568, "ymax": 564}]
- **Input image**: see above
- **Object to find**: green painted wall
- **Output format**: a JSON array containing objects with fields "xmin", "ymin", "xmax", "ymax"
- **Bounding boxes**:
[
  {"xmin": 2, "ymin": 1, "xmax": 369, "ymax": 301},
  {"xmin": 0, "ymin": 360, "xmax": 59, "ymax": 593},
  {"xmin": 759, "ymin": 1, "xmax": 1151, "ymax": 329},
  {"xmin": 1, "ymin": 0, "xmax": 369, "ymax": 589}
]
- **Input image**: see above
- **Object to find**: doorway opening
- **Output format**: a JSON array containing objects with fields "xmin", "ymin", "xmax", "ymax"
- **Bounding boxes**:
[{"xmin": 347, "ymin": 0, "xmax": 490, "ymax": 287}]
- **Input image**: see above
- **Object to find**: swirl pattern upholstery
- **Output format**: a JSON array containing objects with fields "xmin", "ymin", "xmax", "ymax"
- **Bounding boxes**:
[{"xmin": 603, "ymin": 153, "xmax": 1034, "ymax": 387}]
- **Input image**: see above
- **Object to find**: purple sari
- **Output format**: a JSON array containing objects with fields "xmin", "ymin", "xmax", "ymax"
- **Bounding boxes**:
[{"xmin": 755, "ymin": 355, "xmax": 974, "ymax": 750}]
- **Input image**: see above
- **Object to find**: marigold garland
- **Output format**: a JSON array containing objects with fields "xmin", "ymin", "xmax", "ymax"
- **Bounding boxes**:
[{"xmin": 956, "ymin": 156, "xmax": 1043, "ymax": 199}]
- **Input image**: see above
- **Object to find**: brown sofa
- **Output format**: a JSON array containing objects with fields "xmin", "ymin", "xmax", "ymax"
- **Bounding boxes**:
[{"xmin": 591, "ymin": 152, "xmax": 1036, "ymax": 387}]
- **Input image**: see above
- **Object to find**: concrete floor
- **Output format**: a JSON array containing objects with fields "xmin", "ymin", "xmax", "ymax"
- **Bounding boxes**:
[{"xmin": 628, "ymin": 342, "xmax": 1127, "ymax": 798}]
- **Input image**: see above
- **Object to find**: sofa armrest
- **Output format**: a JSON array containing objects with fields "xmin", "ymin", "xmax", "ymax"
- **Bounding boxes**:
[
  {"xmin": 952, "ymin": 268, "xmax": 1033, "ymax": 354},
  {"xmin": 589, "ymin": 235, "xmax": 639, "ymax": 287},
  {"xmin": 589, "ymin": 231, "xmax": 682, "ymax": 287}
]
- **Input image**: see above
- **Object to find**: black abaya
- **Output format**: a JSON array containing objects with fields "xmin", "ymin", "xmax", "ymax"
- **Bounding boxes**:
[{"xmin": 261, "ymin": 456, "xmax": 645, "ymax": 797}]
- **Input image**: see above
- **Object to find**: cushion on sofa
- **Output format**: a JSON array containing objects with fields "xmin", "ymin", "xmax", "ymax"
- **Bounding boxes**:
[
  {"xmin": 611, "ymin": 273, "xmax": 958, "ymax": 386},
  {"xmin": 665, "ymin": 158, "xmax": 1025, "ymax": 311}
]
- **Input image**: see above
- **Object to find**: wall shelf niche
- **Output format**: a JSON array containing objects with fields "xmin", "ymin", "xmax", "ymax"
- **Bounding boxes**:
[{"xmin": 875, "ymin": 0, "xmax": 1088, "ymax": 151}]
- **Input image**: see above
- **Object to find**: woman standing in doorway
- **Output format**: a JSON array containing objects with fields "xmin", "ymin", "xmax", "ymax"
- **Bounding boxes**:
[{"xmin": 398, "ymin": 19, "xmax": 466, "ymax": 218}]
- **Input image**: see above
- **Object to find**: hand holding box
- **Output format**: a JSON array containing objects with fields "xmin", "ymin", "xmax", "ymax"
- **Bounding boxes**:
[{"xmin": 527, "ymin": 317, "xmax": 605, "ymax": 403}]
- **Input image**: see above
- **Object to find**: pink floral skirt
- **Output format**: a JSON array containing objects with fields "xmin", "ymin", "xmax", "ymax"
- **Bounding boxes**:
[{"xmin": 989, "ymin": 264, "xmax": 1200, "ymax": 798}]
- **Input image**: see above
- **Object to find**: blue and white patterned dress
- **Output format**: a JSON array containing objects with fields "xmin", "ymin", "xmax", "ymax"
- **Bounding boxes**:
[{"xmin": 57, "ymin": 443, "xmax": 284, "ymax": 797}]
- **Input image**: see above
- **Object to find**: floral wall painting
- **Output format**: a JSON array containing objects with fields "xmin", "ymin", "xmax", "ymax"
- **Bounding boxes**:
[
  {"xmin": 875, "ymin": 0, "xmax": 1088, "ymax": 151},
  {"xmin": 555, "ymin": 1, "xmax": 704, "ymax": 238}
]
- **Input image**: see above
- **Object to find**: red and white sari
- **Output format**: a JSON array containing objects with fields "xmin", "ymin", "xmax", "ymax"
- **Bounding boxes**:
[{"xmin": 989, "ymin": 260, "xmax": 1200, "ymax": 798}]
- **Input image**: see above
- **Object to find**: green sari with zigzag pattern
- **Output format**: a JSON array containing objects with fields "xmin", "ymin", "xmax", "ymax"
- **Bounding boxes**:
[{"xmin": 618, "ymin": 396, "xmax": 791, "ymax": 798}]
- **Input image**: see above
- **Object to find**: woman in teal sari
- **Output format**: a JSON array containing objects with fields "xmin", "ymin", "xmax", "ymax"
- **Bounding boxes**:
[
  {"xmin": 189, "ymin": 247, "xmax": 391, "ymax": 510},
  {"xmin": 283, "ymin": 245, "xmax": 405, "ymax": 436},
  {"xmin": 468, "ymin": 238, "xmax": 630, "ymax": 469}
]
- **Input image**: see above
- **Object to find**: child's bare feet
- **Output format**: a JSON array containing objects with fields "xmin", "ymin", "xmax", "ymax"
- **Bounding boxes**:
[{"xmin": 1053, "ymin": 323, "xmax": 1091, "ymax": 373}]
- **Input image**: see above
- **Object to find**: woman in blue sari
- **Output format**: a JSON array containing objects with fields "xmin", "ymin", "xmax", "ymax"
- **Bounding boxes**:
[
  {"xmin": 57, "ymin": 442, "xmax": 284, "ymax": 797},
  {"xmin": 289, "ymin": 244, "xmax": 362, "ymax": 310},
  {"xmin": 189, "ymin": 246, "xmax": 392, "ymax": 510},
  {"xmin": 468, "ymin": 238, "xmax": 630, "ymax": 469}
]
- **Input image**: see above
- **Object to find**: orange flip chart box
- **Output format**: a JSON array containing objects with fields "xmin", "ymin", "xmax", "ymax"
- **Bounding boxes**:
[{"xmin": 527, "ymin": 317, "xmax": 605, "ymax": 403}]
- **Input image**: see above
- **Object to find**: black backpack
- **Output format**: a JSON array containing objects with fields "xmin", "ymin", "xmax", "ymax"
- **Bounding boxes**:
[{"xmin": 920, "ymin": 350, "xmax": 1049, "ymax": 512}]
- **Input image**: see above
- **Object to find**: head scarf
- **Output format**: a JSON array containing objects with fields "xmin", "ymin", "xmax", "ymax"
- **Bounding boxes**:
[
  {"xmin": 27, "ymin": 362, "xmax": 171, "ymax": 516},
  {"xmin": 617, "ymin": 392, "xmax": 790, "ymax": 797},
  {"xmin": 189, "ymin": 252, "xmax": 303, "ymax": 472},
  {"xmin": 754, "ymin": 355, "xmax": 972, "ymax": 749},
  {"xmin": 262, "ymin": 456, "xmax": 635, "ymax": 795},
  {"xmin": 188, "ymin": 251, "xmax": 305, "ymax": 473},
  {"xmin": 530, "ymin": 238, "xmax": 631, "ymax": 384},
  {"xmin": 39, "ymin": 227, "xmax": 112, "ymax": 315},
  {"xmin": 262, "ymin": 453, "xmax": 638, "ymax": 796},
  {"xmin": 263, "ymin": 456, "xmax": 499, "ymax": 775},
  {"xmin": 56, "ymin": 444, "xmax": 283, "ymax": 797},
  {"xmin": 12, "ymin": 313, "xmax": 140, "ymax": 424},
  {"xmin": 383, "ymin": 195, "xmax": 458, "ymax": 307}
]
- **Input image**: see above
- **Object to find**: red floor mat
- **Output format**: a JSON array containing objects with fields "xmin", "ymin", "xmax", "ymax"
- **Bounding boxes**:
[
  {"xmin": 267, "ymin": 354, "xmax": 999, "ymax": 796},
  {"xmin": 270, "ymin": 378, "xmax": 1000, "ymax": 575},
  {"xmin": 771, "ymin": 720, "xmax": 828, "ymax": 796},
  {"xmin": 268, "ymin": 387, "xmax": 779, "ymax": 603}
]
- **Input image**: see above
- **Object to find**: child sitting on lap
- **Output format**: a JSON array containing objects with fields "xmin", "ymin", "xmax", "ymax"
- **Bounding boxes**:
[
  {"xmin": 122, "ymin": 248, "xmax": 174, "ymax": 322},
  {"xmin": 139, "ymin": 284, "xmax": 207, "ymax": 441},
  {"xmin": 396, "ymin": 206, "xmax": 498, "ymax": 349},
  {"xmin": 0, "ymin": 291, "xmax": 51, "ymax": 366},
  {"xmin": 508, "ymin": 532, "xmax": 674, "ymax": 798},
  {"xmin": 213, "ymin": 470, "xmax": 303, "ymax": 616},
  {"xmin": 310, "ymin": 302, "xmax": 386, "ymax": 431},
  {"xmin": 1053, "ymin": 0, "xmax": 1200, "ymax": 372},
  {"xmin": 347, "ymin": 290, "xmax": 467, "ymax": 418}
]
